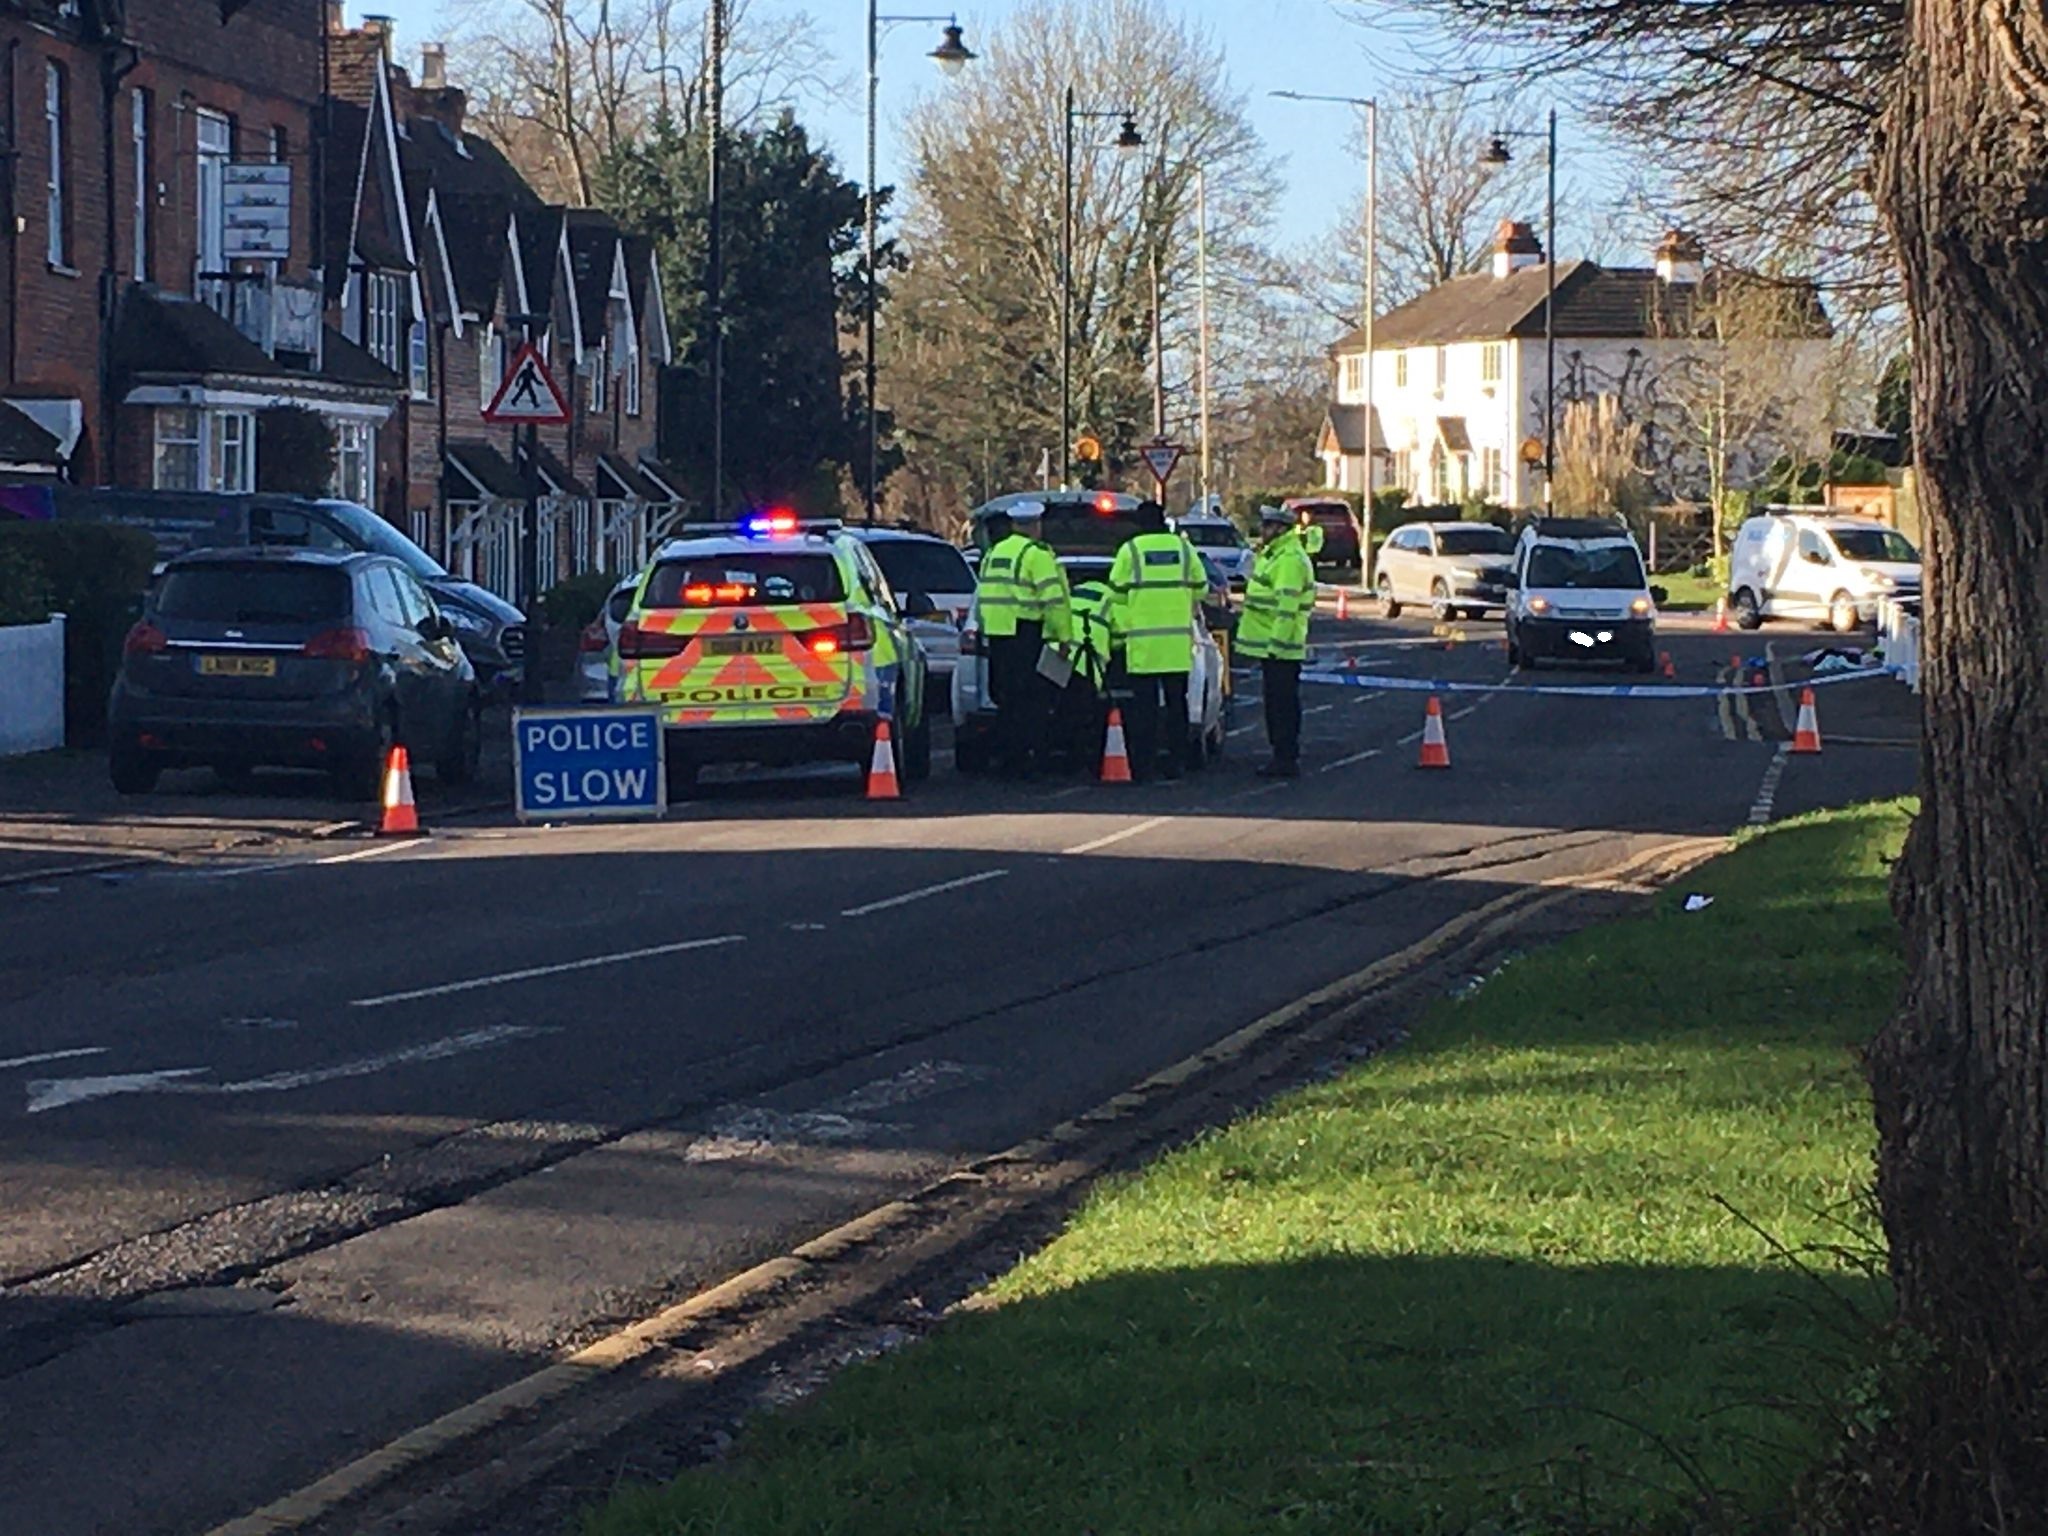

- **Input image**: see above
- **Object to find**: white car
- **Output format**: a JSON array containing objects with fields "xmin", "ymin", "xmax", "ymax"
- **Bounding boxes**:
[
  {"xmin": 952, "ymin": 492, "xmax": 1228, "ymax": 772},
  {"xmin": 1728, "ymin": 511, "xmax": 1921, "ymax": 632},
  {"xmin": 576, "ymin": 575, "xmax": 639, "ymax": 702},
  {"xmin": 1173, "ymin": 511, "xmax": 1252, "ymax": 588},
  {"xmin": 1374, "ymin": 521, "xmax": 1518, "ymax": 620},
  {"xmin": 1504, "ymin": 516, "xmax": 1662, "ymax": 672},
  {"xmin": 845, "ymin": 526, "xmax": 977, "ymax": 683}
]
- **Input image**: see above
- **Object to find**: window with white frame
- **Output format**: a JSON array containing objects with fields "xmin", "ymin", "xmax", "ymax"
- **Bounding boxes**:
[
  {"xmin": 45, "ymin": 63, "xmax": 68, "ymax": 267},
  {"xmin": 333, "ymin": 420, "xmax": 374, "ymax": 504},
  {"xmin": 624, "ymin": 349, "xmax": 642, "ymax": 417},
  {"xmin": 1392, "ymin": 449, "xmax": 1412, "ymax": 492},
  {"xmin": 1434, "ymin": 346, "xmax": 1448, "ymax": 391},
  {"xmin": 408, "ymin": 319, "xmax": 430, "ymax": 398},
  {"xmin": 1341, "ymin": 355, "xmax": 1364, "ymax": 396},
  {"xmin": 1432, "ymin": 448, "xmax": 1452, "ymax": 503},
  {"xmin": 366, "ymin": 273, "xmax": 403, "ymax": 370},
  {"xmin": 409, "ymin": 507, "xmax": 432, "ymax": 555},
  {"xmin": 153, "ymin": 407, "xmax": 202, "ymax": 490},
  {"xmin": 130, "ymin": 88, "xmax": 150, "ymax": 279},
  {"xmin": 195, "ymin": 109, "xmax": 231, "ymax": 286},
  {"xmin": 1481, "ymin": 446, "xmax": 1504, "ymax": 500},
  {"xmin": 589, "ymin": 341, "xmax": 608, "ymax": 413},
  {"xmin": 1394, "ymin": 351, "xmax": 1409, "ymax": 389},
  {"xmin": 1481, "ymin": 342, "xmax": 1504, "ymax": 384},
  {"xmin": 212, "ymin": 410, "xmax": 254, "ymax": 492}
]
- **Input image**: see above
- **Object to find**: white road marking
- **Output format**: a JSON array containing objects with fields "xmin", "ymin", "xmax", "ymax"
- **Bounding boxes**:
[
  {"xmin": 26, "ymin": 1069, "xmax": 210, "ymax": 1113},
  {"xmin": 350, "ymin": 933, "xmax": 746, "ymax": 1008},
  {"xmin": 1225, "ymin": 721, "xmax": 1262, "ymax": 738},
  {"xmin": 24, "ymin": 1026, "xmax": 547, "ymax": 1114},
  {"xmin": 1748, "ymin": 744, "xmax": 1791, "ymax": 826},
  {"xmin": 317, "ymin": 840, "xmax": 423, "ymax": 866},
  {"xmin": 689, "ymin": 1059, "xmax": 991, "ymax": 1160},
  {"xmin": 1304, "ymin": 704, "xmax": 1335, "ymax": 716},
  {"xmin": 1062, "ymin": 816, "xmax": 1171, "ymax": 856},
  {"xmin": 1318, "ymin": 747, "xmax": 1382, "ymax": 774},
  {"xmin": 1348, "ymin": 689, "xmax": 1388, "ymax": 705},
  {"xmin": 840, "ymin": 868, "xmax": 1008, "ymax": 918},
  {"xmin": 0, "ymin": 1046, "xmax": 107, "ymax": 1073}
]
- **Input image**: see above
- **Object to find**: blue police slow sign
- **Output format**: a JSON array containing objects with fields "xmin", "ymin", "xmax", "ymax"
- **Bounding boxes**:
[{"xmin": 513, "ymin": 707, "xmax": 666, "ymax": 822}]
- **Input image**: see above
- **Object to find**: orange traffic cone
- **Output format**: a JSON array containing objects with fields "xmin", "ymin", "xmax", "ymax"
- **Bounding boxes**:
[
  {"xmin": 1660, "ymin": 650, "xmax": 1677, "ymax": 679},
  {"xmin": 1099, "ymin": 707, "xmax": 1134, "ymax": 783},
  {"xmin": 379, "ymin": 745, "xmax": 420, "ymax": 834},
  {"xmin": 1713, "ymin": 596, "xmax": 1731, "ymax": 633},
  {"xmin": 1336, "ymin": 585, "xmax": 1350, "ymax": 620},
  {"xmin": 865, "ymin": 718, "xmax": 901, "ymax": 800},
  {"xmin": 1792, "ymin": 688, "xmax": 1823, "ymax": 754},
  {"xmin": 1417, "ymin": 696, "xmax": 1451, "ymax": 769}
]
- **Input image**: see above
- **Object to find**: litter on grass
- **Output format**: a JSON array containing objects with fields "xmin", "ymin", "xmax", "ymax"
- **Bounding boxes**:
[{"xmin": 1684, "ymin": 894, "xmax": 1715, "ymax": 913}]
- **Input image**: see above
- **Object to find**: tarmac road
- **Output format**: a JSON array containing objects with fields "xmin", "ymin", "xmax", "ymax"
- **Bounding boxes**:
[{"xmin": 0, "ymin": 609, "xmax": 1919, "ymax": 1535}]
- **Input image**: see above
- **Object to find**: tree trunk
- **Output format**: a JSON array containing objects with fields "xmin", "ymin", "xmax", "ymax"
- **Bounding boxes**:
[{"xmin": 1867, "ymin": 2, "xmax": 2048, "ymax": 1524}]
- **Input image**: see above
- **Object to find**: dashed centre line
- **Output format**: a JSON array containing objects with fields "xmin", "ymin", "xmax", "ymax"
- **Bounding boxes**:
[
  {"xmin": 1062, "ymin": 817, "xmax": 1172, "ymax": 856},
  {"xmin": 351, "ymin": 933, "xmax": 747, "ymax": 1008},
  {"xmin": 841, "ymin": 869, "xmax": 1009, "ymax": 918}
]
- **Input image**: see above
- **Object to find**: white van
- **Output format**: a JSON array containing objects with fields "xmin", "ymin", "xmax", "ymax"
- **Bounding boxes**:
[
  {"xmin": 1728, "ymin": 512, "xmax": 1921, "ymax": 632},
  {"xmin": 1504, "ymin": 516, "xmax": 1662, "ymax": 672}
]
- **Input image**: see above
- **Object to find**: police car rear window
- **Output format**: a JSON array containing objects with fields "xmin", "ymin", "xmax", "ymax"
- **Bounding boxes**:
[{"xmin": 643, "ymin": 555, "xmax": 844, "ymax": 608}]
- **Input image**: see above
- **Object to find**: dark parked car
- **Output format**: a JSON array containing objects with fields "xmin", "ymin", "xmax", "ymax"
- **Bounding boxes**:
[
  {"xmin": 108, "ymin": 548, "xmax": 481, "ymax": 800},
  {"xmin": 40, "ymin": 487, "xmax": 526, "ymax": 694}
]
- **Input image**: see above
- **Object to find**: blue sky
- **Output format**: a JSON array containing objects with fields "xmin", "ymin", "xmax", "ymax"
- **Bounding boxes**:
[{"xmin": 349, "ymin": 0, "xmax": 1408, "ymax": 250}]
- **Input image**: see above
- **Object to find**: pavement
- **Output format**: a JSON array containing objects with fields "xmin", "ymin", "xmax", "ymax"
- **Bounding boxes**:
[{"xmin": 0, "ymin": 608, "xmax": 1919, "ymax": 1536}]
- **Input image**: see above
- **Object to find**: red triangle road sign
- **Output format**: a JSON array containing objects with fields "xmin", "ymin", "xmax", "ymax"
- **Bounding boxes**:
[
  {"xmin": 483, "ymin": 342, "xmax": 571, "ymax": 425},
  {"xmin": 1140, "ymin": 440, "xmax": 1184, "ymax": 488}
]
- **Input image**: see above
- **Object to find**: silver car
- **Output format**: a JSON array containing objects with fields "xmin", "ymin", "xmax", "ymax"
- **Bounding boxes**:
[
  {"xmin": 1375, "ymin": 521, "xmax": 1518, "ymax": 620},
  {"xmin": 576, "ymin": 576, "xmax": 639, "ymax": 702},
  {"xmin": 1174, "ymin": 512, "xmax": 1252, "ymax": 588}
]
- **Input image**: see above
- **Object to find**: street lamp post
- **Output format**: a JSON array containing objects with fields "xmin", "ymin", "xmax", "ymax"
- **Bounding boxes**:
[
  {"xmin": 706, "ymin": 0, "xmax": 726, "ymax": 520},
  {"xmin": 865, "ymin": 11, "xmax": 974, "ymax": 524},
  {"xmin": 1483, "ymin": 108, "xmax": 1558, "ymax": 501},
  {"xmin": 1142, "ymin": 157, "xmax": 1210, "ymax": 508},
  {"xmin": 1062, "ymin": 91, "xmax": 1142, "ymax": 487},
  {"xmin": 1272, "ymin": 91, "xmax": 1377, "ymax": 512}
]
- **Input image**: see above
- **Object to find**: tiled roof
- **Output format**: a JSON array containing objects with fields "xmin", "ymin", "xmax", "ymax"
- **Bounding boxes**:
[
  {"xmin": 597, "ymin": 450, "xmax": 660, "ymax": 501},
  {"xmin": 565, "ymin": 211, "xmax": 621, "ymax": 344},
  {"xmin": 0, "ymin": 402, "xmax": 62, "ymax": 465},
  {"xmin": 532, "ymin": 443, "xmax": 590, "ymax": 499},
  {"xmin": 636, "ymin": 456, "xmax": 689, "ymax": 502},
  {"xmin": 1331, "ymin": 262, "xmax": 1832, "ymax": 351},
  {"xmin": 1320, "ymin": 404, "xmax": 1382, "ymax": 457},
  {"xmin": 109, "ymin": 287, "xmax": 400, "ymax": 397},
  {"xmin": 444, "ymin": 440, "xmax": 527, "ymax": 500},
  {"xmin": 1437, "ymin": 416, "xmax": 1472, "ymax": 454},
  {"xmin": 514, "ymin": 207, "xmax": 564, "ymax": 319},
  {"xmin": 396, "ymin": 107, "xmax": 540, "ymax": 319}
]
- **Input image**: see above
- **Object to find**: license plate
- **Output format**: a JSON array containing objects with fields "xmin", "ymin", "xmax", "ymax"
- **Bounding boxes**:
[
  {"xmin": 705, "ymin": 636, "xmax": 781, "ymax": 655},
  {"xmin": 198, "ymin": 654, "xmax": 277, "ymax": 677}
]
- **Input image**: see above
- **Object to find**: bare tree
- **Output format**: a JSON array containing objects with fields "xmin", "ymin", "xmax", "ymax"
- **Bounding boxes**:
[
  {"xmin": 447, "ymin": 0, "xmax": 839, "ymax": 206},
  {"xmin": 1343, "ymin": 2, "xmax": 2048, "ymax": 1528},
  {"xmin": 1549, "ymin": 395, "xmax": 1646, "ymax": 518},
  {"xmin": 884, "ymin": 0, "xmax": 1280, "ymax": 499}
]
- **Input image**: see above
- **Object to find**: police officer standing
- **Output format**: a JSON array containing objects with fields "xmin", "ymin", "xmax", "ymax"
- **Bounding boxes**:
[
  {"xmin": 1108, "ymin": 500, "xmax": 1206, "ymax": 781},
  {"xmin": 977, "ymin": 501, "xmax": 1070, "ymax": 778},
  {"xmin": 1236, "ymin": 504, "xmax": 1317, "ymax": 777}
]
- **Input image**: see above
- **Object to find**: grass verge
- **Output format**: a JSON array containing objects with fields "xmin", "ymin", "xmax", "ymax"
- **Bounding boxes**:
[
  {"xmin": 1657, "ymin": 570, "xmax": 1726, "ymax": 611},
  {"xmin": 587, "ymin": 802, "xmax": 1912, "ymax": 1536}
]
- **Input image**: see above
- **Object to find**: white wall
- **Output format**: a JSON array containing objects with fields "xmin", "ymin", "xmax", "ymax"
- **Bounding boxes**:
[{"xmin": 0, "ymin": 615, "xmax": 66, "ymax": 756}]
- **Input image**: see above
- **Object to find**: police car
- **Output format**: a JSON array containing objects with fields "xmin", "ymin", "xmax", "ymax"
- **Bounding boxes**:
[
  {"xmin": 952, "ymin": 492, "xmax": 1228, "ymax": 773},
  {"xmin": 617, "ymin": 513, "xmax": 934, "ymax": 794}
]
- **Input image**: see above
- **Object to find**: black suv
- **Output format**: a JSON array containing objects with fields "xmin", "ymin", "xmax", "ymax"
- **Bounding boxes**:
[
  {"xmin": 108, "ymin": 548, "xmax": 481, "ymax": 799},
  {"xmin": 45, "ymin": 488, "xmax": 527, "ymax": 695}
]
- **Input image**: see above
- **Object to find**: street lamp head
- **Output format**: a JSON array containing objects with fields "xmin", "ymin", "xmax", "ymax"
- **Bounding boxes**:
[
  {"xmin": 1482, "ymin": 135, "xmax": 1514, "ymax": 167},
  {"xmin": 929, "ymin": 22, "xmax": 975, "ymax": 76},
  {"xmin": 1116, "ymin": 116, "xmax": 1144, "ymax": 155}
]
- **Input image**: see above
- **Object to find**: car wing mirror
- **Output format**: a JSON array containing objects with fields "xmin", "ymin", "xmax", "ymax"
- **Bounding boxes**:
[
  {"xmin": 1649, "ymin": 584, "xmax": 1669, "ymax": 605},
  {"xmin": 1503, "ymin": 570, "xmax": 1520, "ymax": 589}
]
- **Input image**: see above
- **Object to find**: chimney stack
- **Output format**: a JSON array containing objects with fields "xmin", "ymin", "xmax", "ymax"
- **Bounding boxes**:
[
  {"xmin": 420, "ymin": 42, "xmax": 447, "ymax": 89},
  {"xmin": 1655, "ymin": 230, "xmax": 1705, "ymax": 285},
  {"xmin": 1490, "ymin": 219, "xmax": 1544, "ymax": 279},
  {"xmin": 362, "ymin": 13, "xmax": 394, "ymax": 60},
  {"xmin": 325, "ymin": 0, "xmax": 344, "ymax": 33}
]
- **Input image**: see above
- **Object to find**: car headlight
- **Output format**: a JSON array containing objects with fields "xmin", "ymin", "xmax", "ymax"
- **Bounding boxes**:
[
  {"xmin": 1450, "ymin": 566, "xmax": 1479, "ymax": 581},
  {"xmin": 1629, "ymin": 596, "xmax": 1653, "ymax": 617},
  {"xmin": 1860, "ymin": 567, "xmax": 1895, "ymax": 588},
  {"xmin": 440, "ymin": 606, "xmax": 492, "ymax": 636},
  {"xmin": 1526, "ymin": 595, "xmax": 1550, "ymax": 615}
]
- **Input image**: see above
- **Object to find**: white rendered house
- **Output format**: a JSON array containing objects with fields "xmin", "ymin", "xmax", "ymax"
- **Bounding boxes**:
[{"xmin": 1318, "ymin": 224, "xmax": 1833, "ymax": 510}]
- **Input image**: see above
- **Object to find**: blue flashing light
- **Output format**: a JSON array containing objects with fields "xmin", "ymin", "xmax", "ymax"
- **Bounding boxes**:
[{"xmin": 744, "ymin": 510, "xmax": 801, "ymax": 538}]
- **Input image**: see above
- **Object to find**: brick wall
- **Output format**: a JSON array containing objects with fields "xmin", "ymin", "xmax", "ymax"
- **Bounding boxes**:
[{"xmin": 3, "ymin": 0, "xmax": 322, "ymax": 481}]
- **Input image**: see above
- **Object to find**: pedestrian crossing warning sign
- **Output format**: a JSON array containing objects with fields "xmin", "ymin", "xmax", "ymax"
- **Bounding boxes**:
[{"xmin": 483, "ymin": 342, "xmax": 571, "ymax": 425}]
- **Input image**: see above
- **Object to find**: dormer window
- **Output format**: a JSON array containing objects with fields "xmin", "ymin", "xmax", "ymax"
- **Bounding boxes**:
[
  {"xmin": 625, "ymin": 349, "xmax": 642, "ymax": 417},
  {"xmin": 366, "ymin": 273, "xmax": 403, "ymax": 371},
  {"xmin": 589, "ymin": 340, "xmax": 608, "ymax": 413}
]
